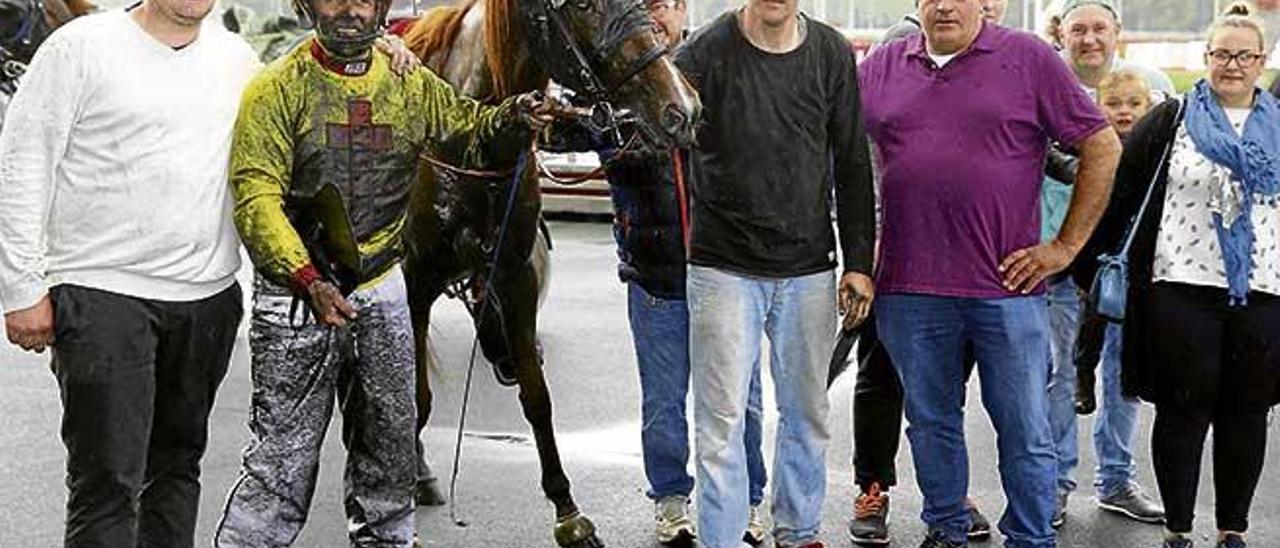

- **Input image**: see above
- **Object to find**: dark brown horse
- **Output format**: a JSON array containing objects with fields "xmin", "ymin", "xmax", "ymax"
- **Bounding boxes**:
[
  {"xmin": 0, "ymin": 0, "xmax": 94, "ymax": 62},
  {"xmin": 0, "ymin": 0, "xmax": 92, "ymax": 124},
  {"xmin": 399, "ymin": 0, "xmax": 698, "ymax": 544}
]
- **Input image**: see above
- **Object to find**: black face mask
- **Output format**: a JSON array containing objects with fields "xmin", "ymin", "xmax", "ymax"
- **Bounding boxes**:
[{"xmin": 314, "ymin": 9, "xmax": 380, "ymax": 59}]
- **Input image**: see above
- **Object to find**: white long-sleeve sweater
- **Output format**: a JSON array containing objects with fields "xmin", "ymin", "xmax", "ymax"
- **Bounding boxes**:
[{"xmin": 0, "ymin": 9, "xmax": 259, "ymax": 311}]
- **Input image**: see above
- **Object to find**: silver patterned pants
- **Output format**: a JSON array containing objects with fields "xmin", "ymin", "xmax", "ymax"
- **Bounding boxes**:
[{"xmin": 214, "ymin": 266, "xmax": 417, "ymax": 547}]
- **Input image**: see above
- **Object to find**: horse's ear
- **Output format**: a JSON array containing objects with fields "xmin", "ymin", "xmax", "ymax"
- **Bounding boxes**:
[{"xmin": 222, "ymin": 7, "xmax": 242, "ymax": 33}]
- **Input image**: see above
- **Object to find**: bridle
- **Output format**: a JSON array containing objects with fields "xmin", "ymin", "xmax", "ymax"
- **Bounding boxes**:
[
  {"xmin": 0, "ymin": 0, "xmax": 43, "ymax": 48},
  {"xmin": 0, "ymin": 0, "xmax": 76, "ymax": 95},
  {"xmin": 521, "ymin": 0, "xmax": 666, "ymax": 143}
]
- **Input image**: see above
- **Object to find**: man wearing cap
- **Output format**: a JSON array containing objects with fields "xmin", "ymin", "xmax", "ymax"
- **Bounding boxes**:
[
  {"xmin": 1041, "ymin": 0, "xmax": 1169, "ymax": 528},
  {"xmin": 208, "ymin": 0, "xmax": 552, "ymax": 542},
  {"xmin": 858, "ymin": 0, "xmax": 1121, "ymax": 546}
]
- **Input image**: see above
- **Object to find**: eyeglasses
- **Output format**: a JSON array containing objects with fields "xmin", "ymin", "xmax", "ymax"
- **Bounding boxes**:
[{"xmin": 1205, "ymin": 49, "xmax": 1265, "ymax": 68}]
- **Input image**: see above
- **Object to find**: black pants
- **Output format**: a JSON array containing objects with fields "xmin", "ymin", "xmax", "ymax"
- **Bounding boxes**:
[
  {"xmin": 50, "ymin": 283, "xmax": 242, "ymax": 548},
  {"xmin": 852, "ymin": 314, "xmax": 975, "ymax": 490},
  {"xmin": 1145, "ymin": 283, "xmax": 1280, "ymax": 534}
]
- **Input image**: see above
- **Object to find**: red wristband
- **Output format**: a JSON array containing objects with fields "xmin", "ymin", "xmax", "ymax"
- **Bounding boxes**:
[{"xmin": 289, "ymin": 264, "xmax": 322, "ymax": 295}]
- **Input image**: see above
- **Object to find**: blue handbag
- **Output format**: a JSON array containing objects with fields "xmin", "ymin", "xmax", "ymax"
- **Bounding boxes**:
[{"xmin": 1089, "ymin": 99, "xmax": 1185, "ymax": 322}]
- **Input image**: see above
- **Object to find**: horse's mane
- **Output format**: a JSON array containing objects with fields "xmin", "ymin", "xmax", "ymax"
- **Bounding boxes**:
[
  {"xmin": 402, "ymin": 0, "xmax": 546, "ymax": 101},
  {"xmin": 42, "ymin": 0, "xmax": 95, "ymax": 28},
  {"xmin": 64, "ymin": 0, "xmax": 95, "ymax": 16}
]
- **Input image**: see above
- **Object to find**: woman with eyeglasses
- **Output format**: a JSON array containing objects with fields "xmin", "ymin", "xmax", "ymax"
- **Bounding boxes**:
[{"xmin": 1073, "ymin": 3, "xmax": 1279, "ymax": 548}]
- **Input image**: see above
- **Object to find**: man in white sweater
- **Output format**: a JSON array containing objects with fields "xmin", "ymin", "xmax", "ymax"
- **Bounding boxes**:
[
  {"xmin": 0, "ymin": 1, "xmax": 258, "ymax": 546},
  {"xmin": 0, "ymin": 0, "xmax": 429, "ymax": 544}
]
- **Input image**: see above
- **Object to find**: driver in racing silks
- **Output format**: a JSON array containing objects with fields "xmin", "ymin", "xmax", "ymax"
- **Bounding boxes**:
[{"xmin": 210, "ymin": 0, "xmax": 556, "ymax": 543}]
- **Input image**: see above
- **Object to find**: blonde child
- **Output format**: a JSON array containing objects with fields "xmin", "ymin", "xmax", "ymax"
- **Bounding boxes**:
[{"xmin": 1097, "ymin": 70, "xmax": 1154, "ymax": 139}]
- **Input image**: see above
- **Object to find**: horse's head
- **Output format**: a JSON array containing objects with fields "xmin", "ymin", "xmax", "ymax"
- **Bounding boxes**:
[
  {"xmin": 520, "ymin": 0, "xmax": 699, "ymax": 148},
  {"xmin": 0, "ymin": 0, "xmax": 52, "ymax": 64},
  {"xmin": 0, "ymin": 0, "xmax": 86, "ymax": 66}
]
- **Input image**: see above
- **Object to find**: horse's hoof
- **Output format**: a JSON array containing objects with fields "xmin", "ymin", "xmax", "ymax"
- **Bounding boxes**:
[
  {"xmin": 416, "ymin": 478, "xmax": 446, "ymax": 506},
  {"xmin": 492, "ymin": 360, "xmax": 519, "ymax": 387},
  {"xmin": 554, "ymin": 511, "xmax": 604, "ymax": 547}
]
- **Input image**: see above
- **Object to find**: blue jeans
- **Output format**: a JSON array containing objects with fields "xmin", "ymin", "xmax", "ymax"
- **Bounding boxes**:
[
  {"xmin": 877, "ymin": 294, "xmax": 1057, "ymax": 548},
  {"xmin": 627, "ymin": 283, "xmax": 767, "ymax": 504},
  {"xmin": 1045, "ymin": 276, "xmax": 1138, "ymax": 498},
  {"xmin": 688, "ymin": 266, "xmax": 834, "ymax": 548},
  {"xmin": 1092, "ymin": 322, "xmax": 1139, "ymax": 497}
]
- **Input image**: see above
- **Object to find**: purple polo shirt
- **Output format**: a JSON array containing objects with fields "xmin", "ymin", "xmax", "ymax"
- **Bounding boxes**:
[{"xmin": 859, "ymin": 23, "xmax": 1108, "ymax": 298}]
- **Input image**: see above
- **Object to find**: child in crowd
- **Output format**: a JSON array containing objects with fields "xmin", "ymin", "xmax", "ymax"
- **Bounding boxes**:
[{"xmin": 1073, "ymin": 70, "xmax": 1154, "ymax": 413}]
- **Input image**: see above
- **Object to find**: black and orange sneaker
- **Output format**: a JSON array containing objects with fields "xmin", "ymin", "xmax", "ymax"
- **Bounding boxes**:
[{"xmin": 849, "ymin": 482, "xmax": 891, "ymax": 545}]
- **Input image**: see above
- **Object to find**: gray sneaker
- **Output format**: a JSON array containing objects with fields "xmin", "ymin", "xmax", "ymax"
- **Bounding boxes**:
[
  {"xmin": 655, "ymin": 495, "xmax": 695, "ymax": 546},
  {"xmin": 1098, "ymin": 483, "xmax": 1165, "ymax": 524},
  {"xmin": 743, "ymin": 504, "xmax": 768, "ymax": 546}
]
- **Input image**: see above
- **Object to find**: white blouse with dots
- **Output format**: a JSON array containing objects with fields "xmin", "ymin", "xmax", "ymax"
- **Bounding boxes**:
[{"xmin": 1152, "ymin": 109, "xmax": 1280, "ymax": 297}]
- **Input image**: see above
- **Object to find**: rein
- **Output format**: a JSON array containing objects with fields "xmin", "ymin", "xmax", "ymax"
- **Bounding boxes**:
[
  {"xmin": 534, "ymin": 130, "xmax": 640, "ymax": 186},
  {"xmin": 446, "ymin": 149, "xmax": 528, "ymax": 527},
  {"xmin": 420, "ymin": 100, "xmax": 643, "ymax": 185}
]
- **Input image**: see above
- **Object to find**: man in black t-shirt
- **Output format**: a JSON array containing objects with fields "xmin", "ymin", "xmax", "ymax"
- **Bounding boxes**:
[{"xmin": 674, "ymin": 1, "xmax": 875, "ymax": 546}]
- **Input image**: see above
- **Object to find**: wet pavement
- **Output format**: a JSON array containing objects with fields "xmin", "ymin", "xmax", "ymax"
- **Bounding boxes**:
[{"xmin": 1, "ymin": 221, "xmax": 1277, "ymax": 547}]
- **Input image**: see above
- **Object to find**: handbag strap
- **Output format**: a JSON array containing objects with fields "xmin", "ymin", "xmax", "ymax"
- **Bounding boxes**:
[{"xmin": 1116, "ymin": 97, "xmax": 1187, "ymax": 258}]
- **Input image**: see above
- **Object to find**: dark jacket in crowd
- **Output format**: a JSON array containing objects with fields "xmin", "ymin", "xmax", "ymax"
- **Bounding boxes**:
[
  {"xmin": 543, "ymin": 123, "xmax": 688, "ymax": 300},
  {"xmin": 1271, "ymin": 76, "xmax": 1280, "ymax": 99},
  {"xmin": 1070, "ymin": 97, "xmax": 1280, "ymax": 407}
]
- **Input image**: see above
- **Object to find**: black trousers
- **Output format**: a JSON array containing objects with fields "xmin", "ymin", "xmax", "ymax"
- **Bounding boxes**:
[
  {"xmin": 852, "ymin": 314, "xmax": 975, "ymax": 490},
  {"xmin": 1145, "ymin": 282, "xmax": 1280, "ymax": 534},
  {"xmin": 852, "ymin": 316, "xmax": 904, "ymax": 489},
  {"xmin": 50, "ymin": 283, "xmax": 242, "ymax": 548}
]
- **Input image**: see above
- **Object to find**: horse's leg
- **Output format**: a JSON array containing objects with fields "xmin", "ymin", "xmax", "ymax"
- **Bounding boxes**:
[
  {"xmin": 479, "ymin": 262, "xmax": 603, "ymax": 548},
  {"xmin": 407, "ymin": 264, "xmax": 446, "ymax": 506}
]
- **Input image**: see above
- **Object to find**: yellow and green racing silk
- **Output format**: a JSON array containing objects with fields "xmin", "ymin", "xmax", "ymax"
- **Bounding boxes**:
[{"xmin": 229, "ymin": 38, "xmax": 526, "ymax": 291}]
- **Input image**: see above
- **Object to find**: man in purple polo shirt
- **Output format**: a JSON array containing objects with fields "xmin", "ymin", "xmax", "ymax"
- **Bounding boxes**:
[{"xmin": 857, "ymin": 0, "xmax": 1121, "ymax": 547}]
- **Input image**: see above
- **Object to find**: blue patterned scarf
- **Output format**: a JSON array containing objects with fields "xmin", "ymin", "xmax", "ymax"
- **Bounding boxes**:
[{"xmin": 1185, "ymin": 79, "xmax": 1280, "ymax": 306}]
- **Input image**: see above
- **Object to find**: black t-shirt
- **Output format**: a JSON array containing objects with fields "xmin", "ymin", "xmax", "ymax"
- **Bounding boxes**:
[{"xmin": 674, "ymin": 11, "xmax": 874, "ymax": 278}]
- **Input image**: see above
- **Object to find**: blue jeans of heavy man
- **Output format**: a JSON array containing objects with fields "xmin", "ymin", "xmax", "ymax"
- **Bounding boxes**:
[
  {"xmin": 688, "ymin": 266, "xmax": 834, "ymax": 548},
  {"xmin": 215, "ymin": 267, "xmax": 417, "ymax": 547},
  {"xmin": 628, "ymin": 283, "xmax": 767, "ymax": 504},
  {"xmin": 1045, "ymin": 276, "xmax": 1138, "ymax": 498},
  {"xmin": 877, "ymin": 294, "xmax": 1057, "ymax": 548}
]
